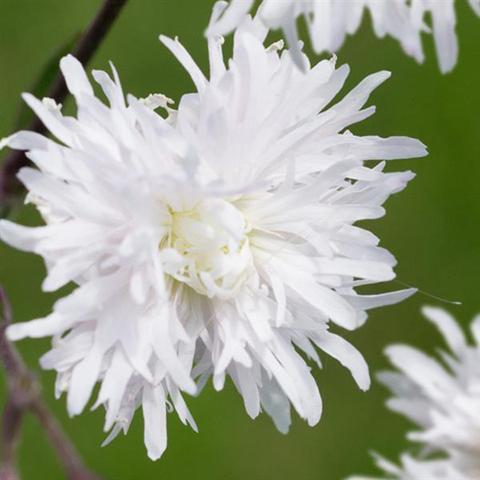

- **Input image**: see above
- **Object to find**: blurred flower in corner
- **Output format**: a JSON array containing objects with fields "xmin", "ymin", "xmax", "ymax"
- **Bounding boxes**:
[
  {"xmin": 0, "ymin": 2, "xmax": 426, "ymax": 460},
  {"xmin": 350, "ymin": 307, "xmax": 480, "ymax": 479},
  {"xmin": 207, "ymin": 0, "xmax": 480, "ymax": 73}
]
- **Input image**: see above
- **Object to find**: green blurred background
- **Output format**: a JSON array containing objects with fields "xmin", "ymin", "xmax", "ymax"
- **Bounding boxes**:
[{"xmin": 0, "ymin": 1, "xmax": 479, "ymax": 479}]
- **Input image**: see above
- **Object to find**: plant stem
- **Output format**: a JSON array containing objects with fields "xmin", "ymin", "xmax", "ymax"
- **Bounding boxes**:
[
  {"xmin": 0, "ymin": 287, "xmax": 101, "ymax": 480},
  {"xmin": 0, "ymin": 399, "xmax": 23, "ymax": 480},
  {"xmin": 32, "ymin": 401, "xmax": 100, "ymax": 480}
]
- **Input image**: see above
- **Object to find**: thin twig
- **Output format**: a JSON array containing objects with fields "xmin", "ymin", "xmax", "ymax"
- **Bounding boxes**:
[
  {"xmin": 0, "ymin": 289, "xmax": 25, "ymax": 480},
  {"xmin": 0, "ymin": 399, "xmax": 23, "ymax": 480},
  {"xmin": 32, "ymin": 402, "xmax": 99, "ymax": 480},
  {"xmin": 0, "ymin": 287, "xmax": 100, "ymax": 480},
  {"xmin": 0, "ymin": 0, "xmax": 129, "ymax": 213},
  {"xmin": 0, "ymin": 290, "xmax": 22, "ymax": 378}
]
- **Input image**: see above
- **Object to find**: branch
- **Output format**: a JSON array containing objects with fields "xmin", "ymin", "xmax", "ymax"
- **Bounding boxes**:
[
  {"xmin": 32, "ymin": 402, "xmax": 100, "ymax": 480},
  {"xmin": 0, "ymin": 399, "xmax": 23, "ymax": 480},
  {"xmin": 0, "ymin": 287, "xmax": 100, "ymax": 480},
  {"xmin": 0, "ymin": 0, "xmax": 129, "ymax": 213}
]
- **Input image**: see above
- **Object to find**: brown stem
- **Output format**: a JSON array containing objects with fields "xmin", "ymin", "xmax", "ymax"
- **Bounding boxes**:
[
  {"xmin": 0, "ymin": 0, "xmax": 129, "ymax": 213},
  {"xmin": 0, "ymin": 290, "xmax": 21, "ymax": 377},
  {"xmin": 0, "ymin": 463, "xmax": 20, "ymax": 480},
  {"xmin": 0, "ymin": 287, "xmax": 101, "ymax": 479},
  {"xmin": 31, "ymin": 401, "xmax": 100, "ymax": 480},
  {"xmin": 0, "ymin": 399, "xmax": 23, "ymax": 480}
]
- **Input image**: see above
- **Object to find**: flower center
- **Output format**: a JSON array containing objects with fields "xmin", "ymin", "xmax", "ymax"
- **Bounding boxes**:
[{"xmin": 162, "ymin": 199, "xmax": 253, "ymax": 299}]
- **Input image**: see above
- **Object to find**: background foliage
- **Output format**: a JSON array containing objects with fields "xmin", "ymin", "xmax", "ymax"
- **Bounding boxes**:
[{"xmin": 0, "ymin": 1, "xmax": 479, "ymax": 479}]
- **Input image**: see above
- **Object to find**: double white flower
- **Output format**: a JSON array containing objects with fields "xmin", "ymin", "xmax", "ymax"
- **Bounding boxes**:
[
  {"xmin": 352, "ymin": 307, "xmax": 480, "ymax": 479},
  {"xmin": 208, "ymin": 0, "xmax": 480, "ymax": 73},
  {"xmin": 0, "ymin": 6, "xmax": 426, "ymax": 459}
]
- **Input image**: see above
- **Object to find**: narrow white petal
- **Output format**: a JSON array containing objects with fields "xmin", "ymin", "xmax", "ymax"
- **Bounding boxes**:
[
  {"xmin": 422, "ymin": 305, "xmax": 467, "ymax": 354},
  {"xmin": 142, "ymin": 386, "xmax": 168, "ymax": 461},
  {"xmin": 60, "ymin": 54, "xmax": 93, "ymax": 98}
]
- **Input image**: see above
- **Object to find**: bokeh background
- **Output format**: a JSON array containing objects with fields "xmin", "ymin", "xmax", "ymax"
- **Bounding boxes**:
[{"xmin": 0, "ymin": 1, "xmax": 479, "ymax": 479}]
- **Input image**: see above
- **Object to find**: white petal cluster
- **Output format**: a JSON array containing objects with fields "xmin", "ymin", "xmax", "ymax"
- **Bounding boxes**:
[
  {"xmin": 208, "ymin": 0, "xmax": 480, "ymax": 73},
  {"xmin": 350, "ymin": 307, "xmax": 480, "ymax": 479},
  {"xmin": 0, "ymin": 8, "xmax": 426, "ymax": 460}
]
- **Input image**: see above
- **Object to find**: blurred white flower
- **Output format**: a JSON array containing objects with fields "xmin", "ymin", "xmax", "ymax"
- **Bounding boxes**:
[
  {"xmin": 350, "ymin": 307, "xmax": 480, "ymax": 479},
  {"xmin": 409, "ymin": 0, "xmax": 480, "ymax": 73},
  {"xmin": 349, "ymin": 453, "xmax": 470, "ymax": 480},
  {"xmin": 207, "ymin": 0, "xmax": 480, "ymax": 73},
  {"xmin": 0, "ymin": 6, "xmax": 426, "ymax": 460}
]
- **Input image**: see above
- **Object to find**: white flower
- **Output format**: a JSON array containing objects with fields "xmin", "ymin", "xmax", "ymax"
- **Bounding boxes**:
[
  {"xmin": 0, "ymin": 7, "xmax": 426, "ymax": 460},
  {"xmin": 349, "ymin": 453, "xmax": 470, "ymax": 480},
  {"xmin": 1, "ymin": 56, "xmax": 199, "ymax": 461},
  {"xmin": 350, "ymin": 307, "xmax": 480, "ymax": 479},
  {"xmin": 207, "ymin": 0, "xmax": 480, "ymax": 73},
  {"xmin": 408, "ymin": 0, "xmax": 480, "ymax": 73}
]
